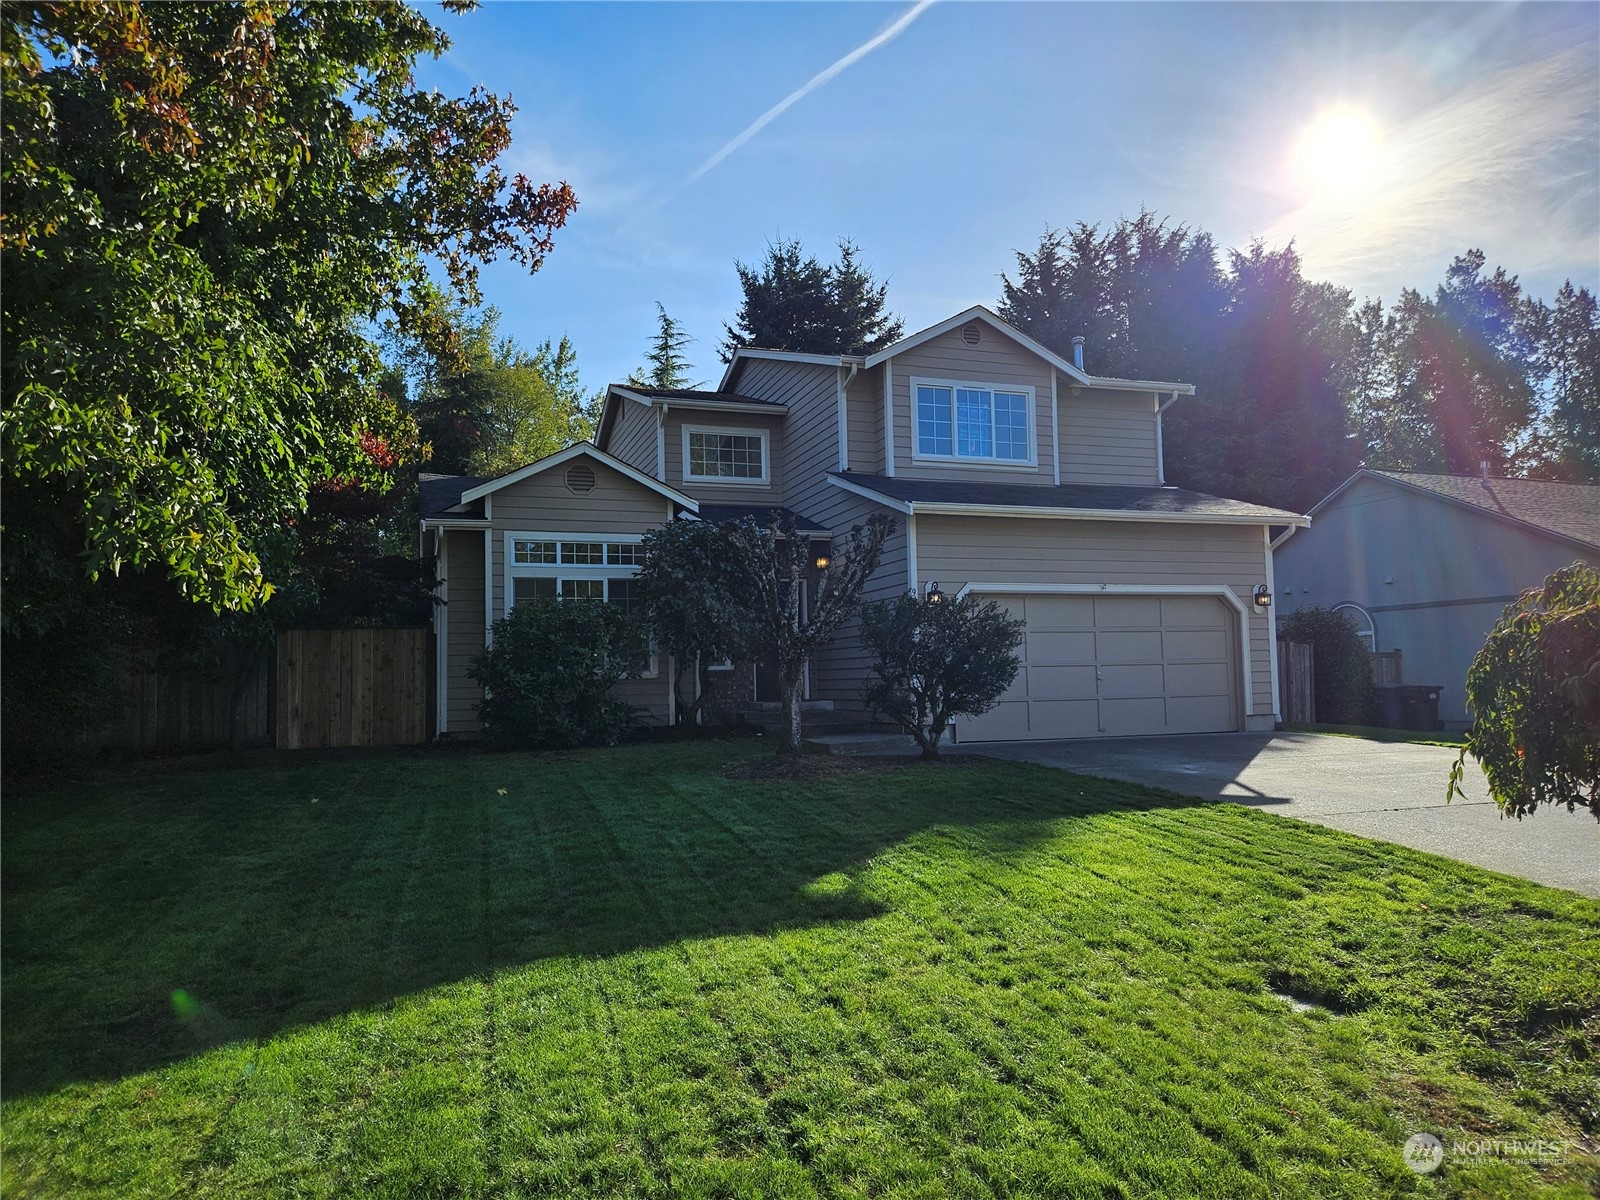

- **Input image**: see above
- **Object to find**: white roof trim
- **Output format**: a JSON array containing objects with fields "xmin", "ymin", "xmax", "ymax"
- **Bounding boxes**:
[
  {"xmin": 826, "ymin": 475, "xmax": 1306, "ymax": 527},
  {"xmin": 717, "ymin": 347, "xmax": 852, "ymax": 392},
  {"xmin": 457, "ymin": 442, "xmax": 700, "ymax": 512},
  {"xmin": 864, "ymin": 305, "xmax": 1195, "ymax": 395}
]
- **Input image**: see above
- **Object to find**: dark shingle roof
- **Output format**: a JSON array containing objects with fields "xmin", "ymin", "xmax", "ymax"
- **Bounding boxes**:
[
  {"xmin": 419, "ymin": 472, "xmax": 486, "ymax": 519},
  {"xmin": 831, "ymin": 472, "xmax": 1305, "ymax": 523},
  {"xmin": 1367, "ymin": 472, "xmax": 1600, "ymax": 551},
  {"xmin": 621, "ymin": 386, "xmax": 783, "ymax": 407},
  {"xmin": 696, "ymin": 503, "xmax": 831, "ymax": 536}
]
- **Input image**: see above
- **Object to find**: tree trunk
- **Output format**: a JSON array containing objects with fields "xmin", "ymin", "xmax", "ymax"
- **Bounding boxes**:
[{"xmin": 778, "ymin": 672, "xmax": 805, "ymax": 754}]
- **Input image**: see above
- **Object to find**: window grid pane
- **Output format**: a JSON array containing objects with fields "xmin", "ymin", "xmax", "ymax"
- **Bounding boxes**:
[
  {"xmin": 560, "ymin": 578, "xmax": 605, "ymax": 600},
  {"xmin": 955, "ymin": 388, "xmax": 992, "ymax": 458},
  {"xmin": 512, "ymin": 576, "xmax": 557, "ymax": 606},
  {"xmin": 994, "ymin": 392, "xmax": 1029, "ymax": 460},
  {"xmin": 917, "ymin": 386, "xmax": 953, "ymax": 456},
  {"xmin": 689, "ymin": 432, "xmax": 764, "ymax": 479},
  {"xmin": 560, "ymin": 541, "xmax": 604, "ymax": 565},
  {"xmin": 606, "ymin": 542, "xmax": 642, "ymax": 566},
  {"xmin": 513, "ymin": 539, "xmax": 556, "ymax": 564}
]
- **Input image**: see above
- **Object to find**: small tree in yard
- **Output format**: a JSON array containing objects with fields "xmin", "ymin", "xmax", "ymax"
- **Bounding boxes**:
[
  {"xmin": 860, "ymin": 593, "xmax": 1025, "ymax": 760},
  {"xmin": 1277, "ymin": 607, "xmax": 1375, "ymax": 725},
  {"xmin": 726, "ymin": 514, "xmax": 895, "ymax": 754},
  {"xmin": 1450, "ymin": 562, "xmax": 1600, "ymax": 819},
  {"xmin": 636, "ymin": 519, "xmax": 762, "ymax": 726},
  {"xmin": 470, "ymin": 598, "xmax": 647, "ymax": 750}
]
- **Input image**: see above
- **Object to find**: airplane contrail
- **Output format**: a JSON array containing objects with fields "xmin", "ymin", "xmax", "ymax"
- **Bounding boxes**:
[{"xmin": 682, "ymin": 0, "xmax": 936, "ymax": 189}]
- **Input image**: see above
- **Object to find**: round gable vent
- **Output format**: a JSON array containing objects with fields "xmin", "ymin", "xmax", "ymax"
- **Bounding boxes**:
[
  {"xmin": 564, "ymin": 463, "xmax": 597, "ymax": 494},
  {"xmin": 961, "ymin": 322, "xmax": 982, "ymax": 347}
]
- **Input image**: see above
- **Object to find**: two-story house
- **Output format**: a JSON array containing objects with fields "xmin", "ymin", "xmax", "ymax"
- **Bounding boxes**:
[{"xmin": 420, "ymin": 306, "xmax": 1308, "ymax": 742}]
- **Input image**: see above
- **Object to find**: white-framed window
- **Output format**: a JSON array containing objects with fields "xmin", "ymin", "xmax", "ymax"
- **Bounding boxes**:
[
  {"xmin": 912, "ymin": 377, "xmax": 1035, "ymax": 465},
  {"xmin": 505, "ymin": 532, "xmax": 656, "ymax": 676},
  {"xmin": 683, "ymin": 425, "xmax": 770, "ymax": 484}
]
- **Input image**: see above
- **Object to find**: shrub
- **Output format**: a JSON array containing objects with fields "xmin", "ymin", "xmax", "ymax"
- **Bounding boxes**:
[
  {"xmin": 469, "ymin": 598, "xmax": 647, "ymax": 749},
  {"xmin": 1450, "ymin": 562, "xmax": 1599, "ymax": 818},
  {"xmin": 1278, "ymin": 607, "xmax": 1374, "ymax": 725},
  {"xmin": 859, "ymin": 593, "xmax": 1025, "ymax": 760}
]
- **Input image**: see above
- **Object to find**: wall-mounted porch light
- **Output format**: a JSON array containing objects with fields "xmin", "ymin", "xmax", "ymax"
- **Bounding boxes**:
[
  {"xmin": 1253, "ymin": 583, "xmax": 1272, "ymax": 610},
  {"xmin": 814, "ymin": 551, "xmax": 831, "ymax": 570},
  {"xmin": 925, "ymin": 581, "xmax": 944, "ymax": 603}
]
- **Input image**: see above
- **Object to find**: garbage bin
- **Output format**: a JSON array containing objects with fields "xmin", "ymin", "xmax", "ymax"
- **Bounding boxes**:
[{"xmin": 1370, "ymin": 684, "xmax": 1443, "ymax": 732}]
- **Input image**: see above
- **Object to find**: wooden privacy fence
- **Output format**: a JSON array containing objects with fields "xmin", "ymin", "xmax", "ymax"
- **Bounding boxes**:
[
  {"xmin": 84, "ymin": 646, "xmax": 275, "ymax": 753},
  {"xmin": 276, "ymin": 628, "xmax": 428, "ymax": 749},
  {"xmin": 1369, "ymin": 650, "xmax": 1403, "ymax": 685},
  {"xmin": 1278, "ymin": 638, "xmax": 1315, "ymax": 724}
]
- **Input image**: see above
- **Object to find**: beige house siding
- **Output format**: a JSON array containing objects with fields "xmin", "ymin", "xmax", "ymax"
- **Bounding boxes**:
[
  {"xmin": 662, "ymin": 409, "xmax": 787, "ymax": 504},
  {"xmin": 1059, "ymin": 388, "xmax": 1162, "ymax": 485},
  {"xmin": 805, "ymin": 484, "xmax": 909, "ymax": 717},
  {"xmin": 607, "ymin": 398, "xmax": 660, "ymax": 479},
  {"xmin": 443, "ymin": 527, "xmax": 486, "ymax": 733},
  {"xmin": 480, "ymin": 460, "xmax": 676, "ymax": 726},
  {"xmin": 887, "ymin": 327, "xmax": 1056, "ymax": 485},
  {"xmin": 915, "ymin": 515, "xmax": 1276, "ymax": 723},
  {"xmin": 845, "ymin": 365, "xmax": 884, "ymax": 475}
]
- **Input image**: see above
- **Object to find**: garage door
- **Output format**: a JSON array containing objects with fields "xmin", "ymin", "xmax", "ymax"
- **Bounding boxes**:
[{"xmin": 958, "ymin": 593, "xmax": 1238, "ymax": 741}]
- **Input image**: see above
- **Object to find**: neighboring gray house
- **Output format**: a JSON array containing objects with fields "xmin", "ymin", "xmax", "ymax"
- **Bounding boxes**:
[
  {"xmin": 421, "ymin": 306, "xmax": 1308, "ymax": 742},
  {"xmin": 1273, "ymin": 470, "xmax": 1600, "ymax": 727}
]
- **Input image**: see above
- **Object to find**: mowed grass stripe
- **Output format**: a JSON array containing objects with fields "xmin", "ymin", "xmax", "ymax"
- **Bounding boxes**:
[{"xmin": 3, "ymin": 743, "xmax": 1596, "ymax": 1198}]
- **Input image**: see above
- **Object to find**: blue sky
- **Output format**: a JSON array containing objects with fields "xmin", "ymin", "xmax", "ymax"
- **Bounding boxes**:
[{"xmin": 415, "ymin": 2, "xmax": 1600, "ymax": 394}]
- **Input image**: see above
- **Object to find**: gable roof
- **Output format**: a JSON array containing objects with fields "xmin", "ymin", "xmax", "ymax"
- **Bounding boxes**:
[
  {"xmin": 419, "ymin": 471, "xmax": 489, "ymax": 519},
  {"xmin": 864, "ymin": 306, "xmax": 1196, "ymax": 396},
  {"xmin": 829, "ymin": 472, "xmax": 1306, "ymax": 526},
  {"xmin": 420, "ymin": 444, "xmax": 698, "ymax": 516},
  {"xmin": 596, "ymin": 384, "xmax": 789, "ymax": 448},
  {"xmin": 1309, "ymin": 470, "xmax": 1600, "ymax": 552}
]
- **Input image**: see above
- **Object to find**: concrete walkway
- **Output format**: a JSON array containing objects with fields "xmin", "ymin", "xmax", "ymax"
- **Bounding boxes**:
[{"xmin": 955, "ymin": 732, "xmax": 1600, "ymax": 898}]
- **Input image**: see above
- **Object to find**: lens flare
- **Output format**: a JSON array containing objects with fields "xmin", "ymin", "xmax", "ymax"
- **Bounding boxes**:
[{"xmin": 1295, "ymin": 105, "xmax": 1385, "ymax": 199}]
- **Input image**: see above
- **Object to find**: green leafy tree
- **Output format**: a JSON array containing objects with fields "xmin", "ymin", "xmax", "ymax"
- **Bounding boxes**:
[
  {"xmin": 629, "ymin": 303, "xmax": 697, "ymax": 390},
  {"xmin": 719, "ymin": 237, "xmax": 903, "ymax": 362},
  {"xmin": 859, "ymin": 593, "xmax": 1024, "ymax": 760},
  {"xmin": 2, "ymin": 1, "xmax": 577, "ymax": 628},
  {"xmin": 470, "ymin": 597, "xmax": 646, "ymax": 749},
  {"xmin": 635, "ymin": 519, "xmax": 761, "ymax": 727},
  {"xmin": 1450, "ymin": 563, "xmax": 1600, "ymax": 819},
  {"xmin": 726, "ymin": 514, "xmax": 895, "ymax": 754},
  {"xmin": 1278, "ymin": 608, "xmax": 1375, "ymax": 726}
]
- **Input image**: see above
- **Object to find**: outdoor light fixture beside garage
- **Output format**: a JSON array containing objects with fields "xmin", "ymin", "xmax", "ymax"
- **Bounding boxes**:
[
  {"xmin": 814, "ymin": 551, "xmax": 831, "ymax": 570},
  {"xmin": 1253, "ymin": 584, "xmax": 1272, "ymax": 609},
  {"xmin": 925, "ymin": 581, "xmax": 944, "ymax": 603}
]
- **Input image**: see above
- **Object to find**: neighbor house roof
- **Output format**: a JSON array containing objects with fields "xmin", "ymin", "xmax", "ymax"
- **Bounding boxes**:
[
  {"xmin": 829, "ymin": 472, "xmax": 1307, "ymax": 526},
  {"xmin": 694, "ymin": 503, "xmax": 832, "ymax": 537},
  {"xmin": 1310, "ymin": 470, "xmax": 1600, "ymax": 552}
]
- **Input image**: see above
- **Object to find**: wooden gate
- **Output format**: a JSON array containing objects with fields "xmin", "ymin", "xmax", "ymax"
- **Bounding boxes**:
[
  {"xmin": 1278, "ymin": 639, "xmax": 1315, "ymax": 724},
  {"xmin": 1368, "ymin": 650, "xmax": 1403, "ymax": 685},
  {"xmin": 276, "ymin": 628, "xmax": 428, "ymax": 749}
]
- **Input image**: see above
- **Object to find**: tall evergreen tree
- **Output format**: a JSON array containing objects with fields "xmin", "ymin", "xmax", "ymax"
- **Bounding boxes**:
[
  {"xmin": 1526, "ymin": 281, "xmax": 1600, "ymax": 483},
  {"xmin": 720, "ymin": 238, "xmax": 902, "ymax": 361},
  {"xmin": 629, "ymin": 303, "xmax": 697, "ymax": 390}
]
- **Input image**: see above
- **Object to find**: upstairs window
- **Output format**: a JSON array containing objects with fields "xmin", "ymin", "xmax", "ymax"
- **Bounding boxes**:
[
  {"xmin": 915, "ymin": 381, "xmax": 1033, "ymax": 464},
  {"xmin": 685, "ymin": 427, "xmax": 769, "ymax": 483}
]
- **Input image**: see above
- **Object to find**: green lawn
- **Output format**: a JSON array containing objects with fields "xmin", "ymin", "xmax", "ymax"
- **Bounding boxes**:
[{"xmin": 3, "ymin": 743, "xmax": 1596, "ymax": 1199}]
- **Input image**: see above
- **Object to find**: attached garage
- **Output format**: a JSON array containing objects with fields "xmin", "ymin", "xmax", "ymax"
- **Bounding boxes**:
[{"xmin": 957, "ymin": 591, "xmax": 1243, "ymax": 742}]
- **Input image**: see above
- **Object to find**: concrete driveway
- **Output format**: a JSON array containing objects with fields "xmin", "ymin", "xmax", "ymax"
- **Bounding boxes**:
[{"xmin": 957, "ymin": 732, "xmax": 1600, "ymax": 898}]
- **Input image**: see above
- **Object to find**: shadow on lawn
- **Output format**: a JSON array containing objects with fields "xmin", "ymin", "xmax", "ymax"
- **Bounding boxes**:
[{"xmin": 1, "ymin": 746, "xmax": 1209, "ymax": 1098}]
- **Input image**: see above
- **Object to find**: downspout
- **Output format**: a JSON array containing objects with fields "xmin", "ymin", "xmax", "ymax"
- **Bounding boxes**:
[
  {"xmin": 838, "ymin": 360, "xmax": 859, "ymax": 472},
  {"xmin": 655, "ymin": 404, "xmax": 667, "ymax": 481},
  {"xmin": 1155, "ymin": 390, "xmax": 1184, "ymax": 485}
]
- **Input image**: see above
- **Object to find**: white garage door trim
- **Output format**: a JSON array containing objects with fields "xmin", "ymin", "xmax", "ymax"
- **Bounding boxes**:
[{"xmin": 955, "ymin": 583, "xmax": 1255, "ymax": 720}]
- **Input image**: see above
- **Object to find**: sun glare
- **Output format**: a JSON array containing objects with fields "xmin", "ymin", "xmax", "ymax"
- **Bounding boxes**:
[{"xmin": 1295, "ymin": 106, "xmax": 1384, "ymax": 200}]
